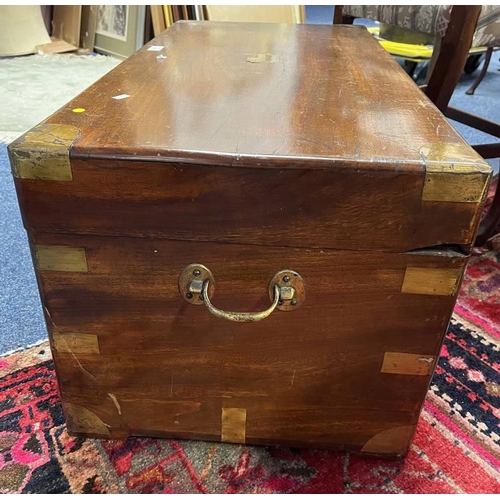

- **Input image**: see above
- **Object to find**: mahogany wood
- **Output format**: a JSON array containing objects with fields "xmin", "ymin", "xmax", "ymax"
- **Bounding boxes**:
[
  {"xmin": 37, "ymin": 23, "xmax": 487, "ymax": 169},
  {"xmin": 13, "ymin": 158, "xmax": 484, "ymax": 253},
  {"xmin": 11, "ymin": 23, "xmax": 490, "ymax": 252},
  {"xmin": 332, "ymin": 8, "xmax": 499, "ymax": 244},
  {"xmin": 9, "ymin": 22, "xmax": 492, "ymax": 457},
  {"xmin": 36, "ymin": 232, "xmax": 465, "ymax": 455}
]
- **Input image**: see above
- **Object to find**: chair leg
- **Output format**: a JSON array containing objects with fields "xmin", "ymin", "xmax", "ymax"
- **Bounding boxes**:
[
  {"xmin": 445, "ymin": 107, "xmax": 500, "ymax": 138},
  {"xmin": 475, "ymin": 175, "xmax": 500, "ymax": 247},
  {"xmin": 333, "ymin": 6, "xmax": 343, "ymax": 24},
  {"xmin": 425, "ymin": 6, "xmax": 482, "ymax": 112},
  {"xmin": 333, "ymin": 6, "xmax": 354, "ymax": 25},
  {"xmin": 426, "ymin": 36, "xmax": 442, "ymax": 85},
  {"xmin": 466, "ymin": 47, "xmax": 493, "ymax": 95},
  {"xmin": 473, "ymin": 143, "xmax": 500, "ymax": 159}
]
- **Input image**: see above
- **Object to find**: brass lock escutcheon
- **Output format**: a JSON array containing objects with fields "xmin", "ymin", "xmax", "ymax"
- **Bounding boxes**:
[{"xmin": 178, "ymin": 264, "xmax": 305, "ymax": 322}]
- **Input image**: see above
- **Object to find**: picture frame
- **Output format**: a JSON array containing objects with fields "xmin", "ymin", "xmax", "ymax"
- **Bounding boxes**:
[
  {"xmin": 94, "ymin": 5, "xmax": 145, "ymax": 59},
  {"xmin": 96, "ymin": 5, "xmax": 128, "ymax": 41}
]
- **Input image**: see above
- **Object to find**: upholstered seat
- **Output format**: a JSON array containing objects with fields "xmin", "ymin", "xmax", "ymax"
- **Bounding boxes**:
[{"xmin": 342, "ymin": 6, "xmax": 500, "ymax": 48}]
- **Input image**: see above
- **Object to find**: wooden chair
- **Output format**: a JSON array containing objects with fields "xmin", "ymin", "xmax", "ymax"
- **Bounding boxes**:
[{"xmin": 334, "ymin": 5, "xmax": 500, "ymax": 247}]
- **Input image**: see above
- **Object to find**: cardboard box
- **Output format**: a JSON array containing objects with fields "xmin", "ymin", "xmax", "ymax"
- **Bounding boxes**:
[{"xmin": 36, "ymin": 5, "xmax": 97, "ymax": 55}]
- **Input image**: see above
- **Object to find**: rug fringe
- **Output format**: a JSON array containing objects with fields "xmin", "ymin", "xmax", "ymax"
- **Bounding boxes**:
[{"xmin": 0, "ymin": 338, "xmax": 48, "ymax": 358}]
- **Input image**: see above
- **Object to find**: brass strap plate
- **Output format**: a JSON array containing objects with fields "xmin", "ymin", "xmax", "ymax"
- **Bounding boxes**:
[
  {"xmin": 35, "ymin": 245, "xmax": 88, "ymax": 272},
  {"xmin": 221, "ymin": 407, "xmax": 247, "ymax": 444},
  {"xmin": 419, "ymin": 144, "xmax": 491, "ymax": 203},
  {"xmin": 401, "ymin": 266, "xmax": 463, "ymax": 296},
  {"xmin": 381, "ymin": 352, "xmax": 435, "ymax": 376},
  {"xmin": 9, "ymin": 123, "xmax": 80, "ymax": 181},
  {"xmin": 52, "ymin": 333, "xmax": 100, "ymax": 354}
]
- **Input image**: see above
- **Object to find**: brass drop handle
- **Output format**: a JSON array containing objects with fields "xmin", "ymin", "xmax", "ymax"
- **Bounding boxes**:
[
  {"xmin": 202, "ymin": 281, "xmax": 280, "ymax": 322},
  {"xmin": 178, "ymin": 264, "xmax": 305, "ymax": 323}
]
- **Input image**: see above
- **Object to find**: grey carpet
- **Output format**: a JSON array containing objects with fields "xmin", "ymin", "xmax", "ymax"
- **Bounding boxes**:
[{"xmin": 0, "ymin": 143, "xmax": 46, "ymax": 353}]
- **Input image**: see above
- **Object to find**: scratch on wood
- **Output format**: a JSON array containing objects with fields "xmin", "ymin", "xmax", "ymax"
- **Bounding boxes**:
[
  {"xmin": 246, "ymin": 53, "xmax": 277, "ymax": 63},
  {"xmin": 66, "ymin": 349, "xmax": 99, "ymax": 384},
  {"xmin": 418, "ymin": 357, "xmax": 434, "ymax": 363},
  {"xmin": 43, "ymin": 306, "xmax": 55, "ymax": 328},
  {"xmin": 170, "ymin": 374, "xmax": 174, "ymax": 396},
  {"xmin": 203, "ymin": 116, "xmax": 231, "ymax": 148},
  {"xmin": 53, "ymin": 333, "xmax": 99, "ymax": 354},
  {"xmin": 291, "ymin": 369, "xmax": 296, "ymax": 387},
  {"xmin": 296, "ymin": 136, "xmax": 333, "ymax": 152},
  {"xmin": 108, "ymin": 393, "xmax": 122, "ymax": 415}
]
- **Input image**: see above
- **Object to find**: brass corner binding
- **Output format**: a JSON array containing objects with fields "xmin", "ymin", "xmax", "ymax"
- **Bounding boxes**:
[
  {"xmin": 401, "ymin": 266, "xmax": 463, "ymax": 296},
  {"xmin": 423, "ymin": 163, "xmax": 491, "ymax": 204},
  {"xmin": 64, "ymin": 403, "xmax": 110, "ymax": 435},
  {"xmin": 361, "ymin": 425, "xmax": 416, "ymax": 455},
  {"xmin": 9, "ymin": 123, "xmax": 80, "ymax": 181}
]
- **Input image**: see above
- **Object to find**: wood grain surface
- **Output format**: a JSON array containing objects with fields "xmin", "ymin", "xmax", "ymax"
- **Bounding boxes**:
[
  {"xmin": 9, "ymin": 22, "xmax": 491, "ymax": 456},
  {"xmin": 10, "ymin": 22, "xmax": 491, "ymax": 251},
  {"xmin": 43, "ymin": 22, "xmax": 487, "ymax": 168},
  {"xmin": 14, "ymin": 156, "xmax": 488, "ymax": 252},
  {"xmin": 34, "ymin": 232, "xmax": 467, "ymax": 455}
]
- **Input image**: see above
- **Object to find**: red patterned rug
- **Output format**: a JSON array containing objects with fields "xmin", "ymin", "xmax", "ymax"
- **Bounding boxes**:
[{"xmin": 1, "ymin": 249, "xmax": 500, "ymax": 493}]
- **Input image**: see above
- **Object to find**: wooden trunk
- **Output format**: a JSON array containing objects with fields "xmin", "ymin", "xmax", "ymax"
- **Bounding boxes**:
[{"xmin": 9, "ymin": 22, "xmax": 491, "ymax": 458}]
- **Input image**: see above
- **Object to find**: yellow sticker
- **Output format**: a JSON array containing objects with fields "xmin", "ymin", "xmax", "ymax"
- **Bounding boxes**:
[{"xmin": 72, "ymin": 108, "xmax": 85, "ymax": 113}]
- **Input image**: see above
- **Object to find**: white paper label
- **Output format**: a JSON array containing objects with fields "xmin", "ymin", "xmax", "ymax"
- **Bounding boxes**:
[{"xmin": 148, "ymin": 45, "xmax": 164, "ymax": 52}]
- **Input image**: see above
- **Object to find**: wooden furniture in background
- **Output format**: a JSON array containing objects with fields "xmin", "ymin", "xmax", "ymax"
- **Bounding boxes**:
[
  {"xmin": 466, "ymin": 46, "xmax": 494, "ymax": 95},
  {"xmin": 39, "ymin": 5, "xmax": 97, "ymax": 55}
]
